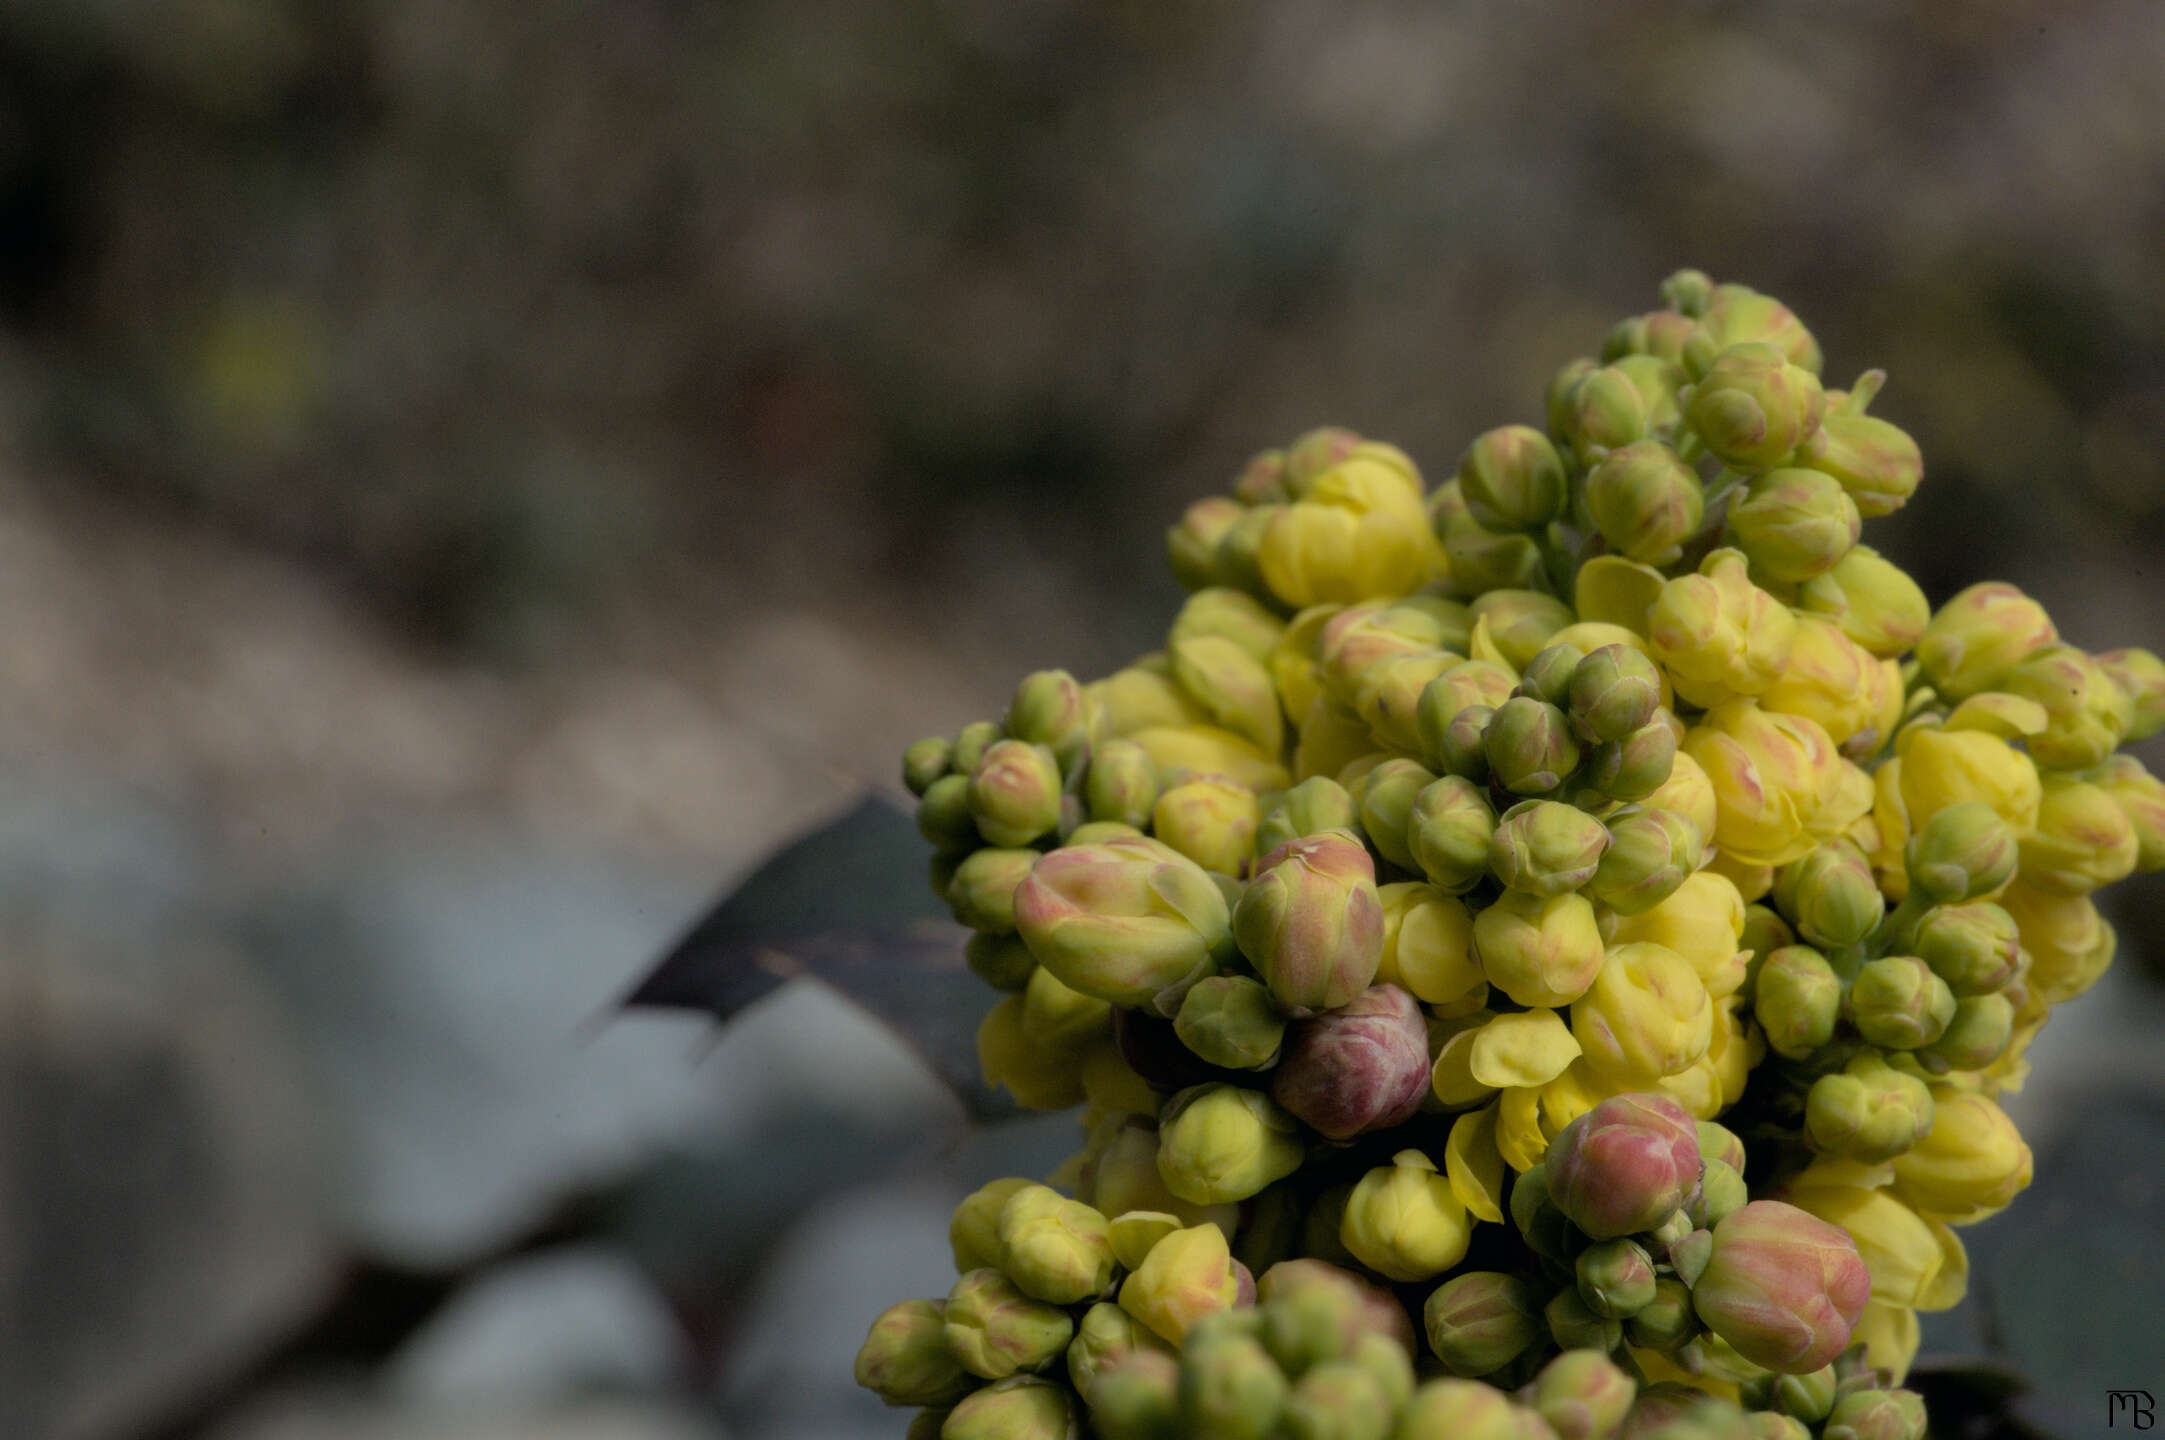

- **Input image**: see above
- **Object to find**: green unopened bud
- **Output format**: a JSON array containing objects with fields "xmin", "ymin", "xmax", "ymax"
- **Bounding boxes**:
[
  {"xmin": 1798, "ymin": 407, "xmax": 1923, "ymax": 519},
  {"xmin": 1547, "ymin": 357, "xmax": 1601, "ymax": 436},
  {"xmin": 1423, "ymin": 1271, "xmax": 1543, "ymax": 1377},
  {"xmin": 1547, "ymin": 1288, "xmax": 1623, "ymax": 1354},
  {"xmin": 1016, "ymin": 835, "xmax": 1233, "ymax": 1009},
  {"xmin": 1772, "ymin": 841, "xmax": 1882, "ymax": 949},
  {"xmin": 1437, "ymin": 703, "xmax": 1498, "ymax": 784},
  {"xmin": 1847, "ymin": 955, "xmax": 1956, "ymax": 1051},
  {"xmin": 1519, "ymin": 643, "xmax": 1591, "ymax": 707},
  {"xmin": 1460, "ymin": 424, "xmax": 1568, "ymax": 533},
  {"xmin": 944, "ymin": 1268, "xmax": 1074, "ymax": 1379},
  {"xmin": 1214, "ymin": 503, "xmax": 1281, "ymax": 601},
  {"xmin": 1754, "ymin": 1365, "xmax": 1838, "ymax": 1424},
  {"xmin": 1402, "ymin": 1379, "xmax": 1545, "ymax": 1440},
  {"xmin": 1473, "ymin": 589, "xmax": 1579, "ymax": 669},
  {"xmin": 1358, "ymin": 758, "xmax": 1439, "ymax": 873},
  {"xmin": 1443, "ymin": 514, "xmax": 1549, "ymax": 597},
  {"xmin": 1341, "ymin": 1149, "xmax": 1472, "ymax": 1282},
  {"xmin": 1696, "ymin": 1121, "xmax": 1746, "ymax": 1174},
  {"xmin": 1120, "ymin": 1223, "xmax": 1241, "ymax": 1345},
  {"xmin": 969, "ymin": 740, "xmax": 1063, "ymax": 848},
  {"xmin": 1692, "ymin": 1202, "xmax": 1869, "ymax": 1375},
  {"xmin": 1509, "ymin": 1163, "xmax": 1584, "ymax": 1265},
  {"xmin": 1805, "ymin": 1051, "xmax": 1935, "ymax": 1162},
  {"xmin": 1238, "ymin": 831, "xmax": 1387, "ymax": 1012},
  {"xmin": 1416, "ymin": 662, "xmax": 1518, "ymax": 766},
  {"xmin": 1683, "ymin": 283, "xmax": 1823, "ymax": 377},
  {"xmin": 2005, "ymin": 644, "xmax": 2133, "ymax": 770},
  {"xmin": 1613, "ymin": 354, "xmax": 1686, "ymax": 438},
  {"xmin": 1281, "ymin": 1359, "xmax": 1394, "ymax": 1440},
  {"xmin": 1562, "ymin": 364, "xmax": 1651, "ymax": 464},
  {"xmin": 1069, "ymin": 1301, "xmax": 1171, "ymax": 1398},
  {"xmin": 1256, "ymin": 1270, "xmax": 1364, "ymax": 1377},
  {"xmin": 1257, "ymin": 777, "xmax": 1359, "ymax": 857},
  {"xmin": 1158, "ymin": 1084, "xmax": 1305, "ymax": 1206},
  {"xmin": 951, "ymin": 1178, "xmax": 1034, "ymax": 1271},
  {"xmin": 1176, "ymin": 975, "xmax": 1288, "ymax": 1070},
  {"xmin": 1727, "ymin": 469, "xmax": 1860, "ymax": 583},
  {"xmin": 1522, "ymin": 1350, "xmax": 1635, "ymax": 1440},
  {"xmin": 1688, "ymin": 1160, "xmax": 1749, "ymax": 1231},
  {"xmin": 1589, "ymin": 806, "xmax": 1702, "ymax": 915},
  {"xmin": 1754, "ymin": 946, "xmax": 1841, "ymax": 1060},
  {"xmin": 1570, "ymin": 644, "xmax": 1664, "ymax": 744},
  {"xmin": 1922, "ymin": 992, "xmax": 2016, "ymax": 1072},
  {"xmin": 1487, "ymin": 696, "xmax": 1583, "ymax": 796},
  {"xmin": 1581, "ymin": 721, "xmax": 1678, "ymax": 804},
  {"xmin": 1179, "ymin": 1330, "xmax": 1289, "ymax": 1440},
  {"xmin": 1915, "ymin": 582, "xmax": 2058, "ymax": 702},
  {"xmin": 1169, "ymin": 497, "xmax": 1249, "ymax": 592},
  {"xmin": 1407, "ymin": 776, "xmax": 1498, "ymax": 894},
  {"xmin": 952, "ymin": 720, "xmax": 1004, "ymax": 776},
  {"xmin": 1668, "ymin": 1228, "xmax": 1713, "ymax": 1288},
  {"xmin": 1490, "ymin": 799, "xmax": 1611, "ymax": 896},
  {"xmin": 1088, "ymin": 1348, "xmax": 1182, "ymax": 1440},
  {"xmin": 1821, "ymin": 1388, "xmax": 1927, "ymax": 1440},
  {"xmin": 1008, "ymin": 669, "xmax": 1090, "ymax": 765},
  {"xmin": 1904, "ymin": 801, "xmax": 2017, "ymax": 904},
  {"xmin": 2098, "ymin": 647, "xmax": 2165, "ymax": 742},
  {"xmin": 918, "ymin": 773, "xmax": 980, "ymax": 854},
  {"xmin": 904, "ymin": 737, "xmax": 955, "ymax": 796},
  {"xmin": 1172, "ymin": 635, "xmax": 1285, "ymax": 758},
  {"xmin": 1685, "ymin": 343, "xmax": 1826, "ymax": 473},
  {"xmin": 1796, "ymin": 546, "xmax": 1930, "ymax": 660},
  {"xmin": 1626, "ymin": 1277, "xmax": 1702, "ymax": 1353},
  {"xmin": 1578, "ymin": 1237, "xmax": 1658, "ymax": 1319},
  {"xmin": 1086, "ymin": 739, "xmax": 1160, "ymax": 829},
  {"xmin": 949, "ymin": 847, "xmax": 1041, "ymax": 933},
  {"xmin": 1584, "ymin": 441, "xmax": 1706, "ymax": 566},
  {"xmin": 1910, "ymin": 903, "xmax": 2018, "ymax": 998},
  {"xmin": 1284, "ymin": 426, "xmax": 1366, "ymax": 492},
  {"xmin": 1608, "ymin": 308, "xmax": 1699, "ymax": 364},
  {"xmin": 1740, "ymin": 905, "xmax": 1795, "ymax": 977},
  {"xmin": 942, "ymin": 1376, "xmax": 1073, "ymax": 1440},
  {"xmin": 998, "ymin": 1183, "xmax": 1116, "ymax": 1304},
  {"xmin": 855, "ymin": 1298, "xmax": 976, "ymax": 1406}
]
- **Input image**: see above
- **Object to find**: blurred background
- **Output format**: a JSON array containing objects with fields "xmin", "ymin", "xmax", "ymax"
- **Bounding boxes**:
[{"xmin": 3, "ymin": 2, "xmax": 2165, "ymax": 1437}]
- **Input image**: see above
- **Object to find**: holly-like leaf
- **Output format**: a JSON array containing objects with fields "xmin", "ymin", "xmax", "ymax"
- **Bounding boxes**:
[{"xmin": 625, "ymin": 793, "xmax": 1017, "ymax": 1121}]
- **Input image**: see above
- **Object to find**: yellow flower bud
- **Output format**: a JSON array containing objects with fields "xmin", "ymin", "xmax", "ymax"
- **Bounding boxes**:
[
  {"xmin": 2094, "ymin": 754, "xmax": 2165, "ymax": 872},
  {"xmin": 1119, "ymin": 1223, "xmax": 1240, "ymax": 1344},
  {"xmin": 1684, "ymin": 702, "xmax": 1853, "ymax": 868},
  {"xmin": 1758, "ymin": 615, "xmax": 1884, "ymax": 749},
  {"xmin": 978, "ymin": 995, "xmax": 1087, "ymax": 1110},
  {"xmin": 1152, "ymin": 774, "xmax": 1261, "ymax": 877},
  {"xmin": 1650, "ymin": 549, "xmax": 1798, "ymax": 708},
  {"xmin": 1796, "ymin": 546, "xmax": 1931, "ymax": 659},
  {"xmin": 2002, "ymin": 645, "xmax": 2132, "ymax": 770},
  {"xmin": 1894, "ymin": 725, "xmax": 2041, "ymax": 835},
  {"xmin": 1999, "ymin": 879, "xmax": 2116, "ymax": 1004},
  {"xmin": 1259, "ymin": 448, "xmax": 1442, "ymax": 606},
  {"xmin": 1169, "ymin": 632, "xmax": 1285, "ymax": 757},
  {"xmin": 1784, "ymin": 1172, "xmax": 1965, "ymax": 1313},
  {"xmin": 1340, "ymin": 1149, "xmax": 1473, "ymax": 1281},
  {"xmin": 1170, "ymin": 586, "xmax": 1288, "ymax": 663},
  {"xmin": 1376, "ymin": 882, "xmax": 1486, "ymax": 1006},
  {"xmin": 1156, "ymin": 1084, "xmax": 1305, "ymax": 1206},
  {"xmin": 1572, "ymin": 942, "xmax": 1714, "ymax": 1085},
  {"xmin": 1268, "ymin": 603, "xmax": 1342, "ymax": 730},
  {"xmin": 998, "ymin": 1184, "xmax": 1117, "ymax": 1304},
  {"xmin": 1167, "ymin": 496, "xmax": 1247, "ymax": 593},
  {"xmin": 2018, "ymin": 775, "xmax": 2139, "ymax": 894},
  {"xmin": 1889, "ymin": 1089, "xmax": 2032, "ymax": 1223},
  {"xmin": 1356, "ymin": 652, "xmax": 1460, "ymax": 757},
  {"xmin": 1641, "ymin": 747, "xmax": 1720, "ymax": 844},
  {"xmin": 1472, "ymin": 889, "xmax": 1606, "ymax": 1008},
  {"xmin": 2097, "ymin": 646, "xmax": 2165, "ymax": 741},
  {"xmin": 1608, "ymin": 870, "xmax": 1750, "ymax": 999},
  {"xmin": 1915, "ymin": 582, "xmax": 2058, "ymax": 703},
  {"xmin": 1125, "ymin": 723, "xmax": 1290, "ymax": 793}
]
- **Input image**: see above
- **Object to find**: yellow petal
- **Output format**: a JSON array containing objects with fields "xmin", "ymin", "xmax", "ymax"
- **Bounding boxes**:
[
  {"xmin": 1495, "ymin": 1084, "xmax": 1549, "ymax": 1172},
  {"xmin": 1468, "ymin": 613, "xmax": 1511, "ymax": 669},
  {"xmin": 1431, "ymin": 1028, "xmax": 1498, "ymax": 1110},
  {"xmin": 1574, "ymin": 555, "xmax": 1668, "ymax": 638},
  {"xmin": 1445, "ymin": 1104, "xmax": 1507, "ymax": 1224},
  {"xmin": 1915, "ymin": 1219, "xmax": 1969, "ymax": 1312},
  {"xmin": 1468, "ymin": 1008, "xmax": 1583, "ymax": 1088},
  {"xmin": 1944, "ymin": 692, "xmax": 2049, "ymax": 738}
]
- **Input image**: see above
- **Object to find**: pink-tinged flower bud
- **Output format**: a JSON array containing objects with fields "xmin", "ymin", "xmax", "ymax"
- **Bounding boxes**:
[
  {"xmin": 1168, "ymin": 496, "xmax": 1248, "ymax": 592},
  {"xmin": 968, "ymin": 739, "xmax": 1065, "ymax": 848},
  {"xmin": 1821, "ymin": 1388, "xmax": 1927, "ymax": 1440},
  {"xmin": 2097, "ymin": 647, "xmax": 2165, "ymax": 742},
  {"xmin": 2003, "ymin": 644, "xmax": 2133, "ymax": 770},
  {"xmin": 1422, "ymin": 1271, "xmax": 1543, "ymax": 1378},
  {"xmin": 1460, "ymin": 423, "xmax": 1569, "ymax": 533},
  {"xmin": 1520, "ymin": 1349, "xmax": 1637, "ymax": 1440},
  {"xmin": 854, "ymin": 1298, "xmax": 977, "ymax": 1407},
  {"xmin": 1690, "ymin": 1200, "xmax": 1870, "ymax": 1373},
  {"xmin": 1271, "ymin": 983, "xmax": 1431, "ymax": 1140},
  {"xmin": 1259, "ymin": 1258, "xmax": 1417, "ymax": 1355},
  {"xmin": 1015, "ymin": 835, "xmax": 1234, "ymax": 1010},
  {"xmin": 1914, "ymin": 582, "xmax": 2058, "ymax": 703},
  {"xmin": 1684, "ymin": 342, "xmax": 1826, "ymax": 473},
  {"xmin": 1236, "ymin": 830, "xmax": 1386, "ymax": 1014},
  {"xmin": 1543, "ymin": 1093, "xmax": 1703, "ymax": 1240}
]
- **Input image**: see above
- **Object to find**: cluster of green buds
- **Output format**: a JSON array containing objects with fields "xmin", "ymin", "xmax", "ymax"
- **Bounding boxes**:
[{"xmin": 866, "ymin": 270, "xmax": 2160, "ymax": 1438}]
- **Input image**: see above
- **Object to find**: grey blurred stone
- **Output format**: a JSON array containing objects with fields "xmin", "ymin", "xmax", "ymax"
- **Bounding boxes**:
[{"xmin": 209, "ymin": 1392, "xmax": 728, "ymax": 1440}]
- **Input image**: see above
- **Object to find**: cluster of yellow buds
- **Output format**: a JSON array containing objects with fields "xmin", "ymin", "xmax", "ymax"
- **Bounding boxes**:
[{"xmin": 862, "ymin": 270, "xmax": 2162, "ymax": 1438}]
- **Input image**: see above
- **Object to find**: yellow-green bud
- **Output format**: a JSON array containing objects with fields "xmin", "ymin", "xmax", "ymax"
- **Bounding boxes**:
[
  {"xmin": 1007, "ymin": 669, "xmax": 1090, "ymax": 766},
  {"xmin": 1821, "ymin": 1388, "xmax": 1927, "ymax": 1440},
  {"xmin": 918, "ymin": 773, "xmax": 980, "ymax": 854},
  {"xmin": 1753, "ymin": 945, "xmax": 1841, "ymax": 1061},
  {"xmin": 1578, "ymin": 1237, "xmax": 1658, "ymax": 1319},
  {"xmin": 1522, "ymin": 1350, "xmax": 1636, "ymax": 1440},
  {"xmin": 1169, "ymin": 497, "xmax": 1249, "ymax": 592},
  {"xmin": 1401, "ymin": 1379, "xmax": 1544, "ymax": 1440},
  {"xmin": 969, "ymin": 739, "xmax": 1063, "ymax": 848},
  {"xmin": 951, "ymin": 1178, "xmax": 1035, "ymax": 1271},
  {"xmin": 1436, "ymin": 703, "xmax": 1498, "ymax": 784},
  {"xmin": 1347, "ymin": 1331, "xmax": 1415, "ymax": 1417},
  {"xmin": 1237, "ymin": 831, "xmax": 1387, "ymax": 1013},
  {"xmin": 1016, "ymin": 835, "xmax": 1233, "ymax": 1009},
  {"xmin": 1258, "ymin": 777, "xmax": 1360, "ymax": 857},
  {"xmin": 1649, "ymin": 550, "xmax": 1797, "ymax": 708},
  {"xmin": 1473, "ymin": 589, "xmax": 1579, "ymax": 670},
  {"xmin": 1685, "ymin": 343, "xmax": 1826, "ymax": 473},
  {"xmin": 1158, "ymin": 1084, "xmax": 1305, "ymax": 1206},
  {"xmin": 1069, "ymin": 1301, "xmax": 1171, "ymax": 1399},
  {"xmin": 1120, "ymin": 1222, "xmax": 1241, "ymax": 1345},
  {"xmin": 1584, "ymin": 441, "xmax": 1706, "ymax": 566},
  {"xmin": 1175, "ymin": 586, "xmax": 1289, "ymax": 661},
  {"xmin": 997, "ymin": 1183, "xmax": 1116, "ymax": 1304},
  {"xmin": 1444, "ymin": 515, "xmax": 1549, "ymax": 598},
  {"xmin": 1086, "ymin": 739, "xmax": 1161, "ymax": 829},
  {"xmin": 2098, "ymin": 647, "xmax": 2165, "ymax": 741},
  {"xmin": 1545, "ymin": 357, "xmax": 1601, "ymax": 436},
  {"xmin": 1176, "ymin": 975, "xmax": 1288, "ymax": 1070},
  {"xmin": 1474, "ymin": 889, "xmax": 1606, "ymax": 1008},
  {"xmin": 906, "ymin": 1408, "xmax": 948, "ymax": 1440},
  {"xmin": 1903, "ymin": 801, "xmax": 2017, "ymax": 904},
  {"xmin": 1772, "ymin": 840, "xmax": 1882, "ymax": 949},
  {"xmin": 1341, "ymin": 1149, "xmax": 1472, "ymax": 1282},
  {"xmin": 942, "ymin": 1376, "xmax": 1074, "ymax": 1440},
  {"xmin": 854, "ymin": 1298, "xmax": 976, "ymax": 1407},
  {"xmin": 1179, "ymin": 1330, "xmax": 1289, "ymax": 1440},
  {"xmin": 1915, "ymin": 582, "xmax": 2058, "ymax": 702},
  {"xmin": 1589, "ymin": 807, "xmax": 1702, "ymax": 915},
  {"xmin": 1358, "ymin": 757, "xmax": 1439, "ymax": 872},
  {"xmin": 952, "ymin": 720, "xmax": 1004, "ymax": 776},
  {"xmin": 1280, "ymin": 1359, "xmax": 1395, "ymax": 1440},
  {"xmin": 1626, "ymin": 1277, "xmax": 1702, "ymax": 1353},
  {"xmin": 1486, "ymin": 696, "xmax": 1583, "ymax": 796},
  {"xmin": 1490, "ymin": 799, "xmax": 1611, "ymax": 896},
  {"xmin": 1798, "ymin": 408, "xmax": 1923, "ymax": 519},
  {"xmin": 1214, "ymin": 503, "xmax": 1282, "ymax": 602},
  {"xmin": 904, "ymin": 737, "xmax": 955, "ymax": 797},
  {"xmin": 1154, "ymin": 775, "xmax": 1261, "ymax": 877},
  {"xmin": 1519, "ymin": 642, "xmax": 1591, "ymax": 708},
  {"xmin": 1920, "ymin": 992, "xmax": 2016, "ymax": 1072},
  {"xmin": 1460, "ymin": 424, "xmax": 1569, "ymax": 533},
  {"xmin": 1416, "ymin": 662, "xmax": 1519, "ymax": 768},
  {"xmin": 1088, "ymin": 1348, "xmax": 1182, "ymax": 1440},
  {"xmin": 949, "ymin": 847, "xmax": 1041, "ymax": 933},
  {"xmin": 1688, "ymin": 1159, "xmax": 1749, "ymax": 1231},
  {"xmin": 1796, "ymin": 546, "xmax": 1931, "ymax": 660},
  {"xmin": 1741, "ymin": 904, "xmax": 1795, "ymax": 976},
  {"xmin": 2003, "ymin": 644, "xmax": 2132, "ymax": 770},
  {"xmin": 1407, "ymin": 776, "xmax": 1498, "ymax": 894},
  {"xmin": 1561, "ymin": 363, "xmax": 1651, "ymax": 464},
  {"xmin": 1421, "ymin": 1271, "xmax": 1542, "ymax": 1377},
  {"xmin": 1172, "ymin": 634, "xmax": 1285, "ymax": 757},
  {"xmin": 2095, "ymin": 754, "xmax": 2165, "ymax": 871},
  {"xmin": 1546, "ymin": 1287, "xmax": 1622, "ymax": 1354},
  {"xmin": 1750, "ymin": 1366, "xmax": 1837, "ymax": 1424},
  {"xmin": 1570, "ymin": 645, "xmax": 1664, "ymax": 745},
  {"xmin": 1846, "ymin": 955, "xmax": 1956, "ymax": 1051},
  {"xmin": 1581, "ymin": 721, "xmax": 1679, "ymax": 804},
  {"xmin": 1910, "ymin": 901, "xmax": 2019, "ymax": 996},
  {"xmin": 1612, "ymin": 353, "xmax": 1688, "ymax": 436},
  {"xmin": 1727, "ymin": 469, "xmax": 1860, "ymax": 583},
  {"xmin": 1683, "ymin": 283, "xmax": 1823, "ymax": 378},
  {"xmin": 1233, "ymin": 450, "xmax": 1292, "ymax": 505},
  {"xmin": 1285, "ymin": 427, "xmax": 1366, "ymax": 492},
  {"xmin": 944, "ymin": 1268, "xmax": 1074, "ymax": 1379},
  {"xmin": 1607, "ymin": 309, "xmax": 1699, "ymax": 363},
  {"xmin": 965, "ymin": 932, "xmax": 1036, "ymax": 991},
  {"xmin": 2019, "ymin": 776, "xmax": 2139, "ymax": 894},
  {"xmin": 1258, "ymin": 1258, "xmax": 1418, "ymax": 1360},
  {"xmin": 1571, "ymin": 941, "xmax": 1714, "ymax": 1084}
]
